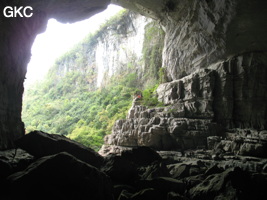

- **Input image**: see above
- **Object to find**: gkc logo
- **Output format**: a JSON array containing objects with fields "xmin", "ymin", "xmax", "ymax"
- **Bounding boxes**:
[{"xmin": 3, "ymin": 6, "xmax": 33, "ymax": 18}]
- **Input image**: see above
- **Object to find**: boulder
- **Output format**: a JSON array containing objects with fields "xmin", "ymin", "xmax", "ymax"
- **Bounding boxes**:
[
  {"xmin": 207, "ymin": 136, "xmax": 222, "ymax": 150},
  {"xmin": 114, "ymin": 185, "xmax": 136, "ymax": 200},
  {"xmin": 101, "ymin": 147, "xmax": 164, "ymax": 184},
  {"xmin": 15, "ymin": 131, "xmax": 103, "ymax": 168},
  {"xmin": 239, "ymin": 142, "xmax": 267, "ymax": 158},
  {"xmin": 168, "ymin": 164, "xmax": 190, "ymax": 179},
  {"xmin": 119, "ymin": 188, "xmax": 163, "ymax": 200},
  {"xmin": 101, "ymin": 154, "xmax": 138, "ymax": 184},
  {"xmin": 188, "ymin": 167, "xmax": 267, "ymax": 200},
  {"xmin": 136, "ymin": 177, "xmax": 186, "ymax": 196},
  {"xmin": 5, "ymin": 152, "xmax": 113, "ymax": 200},
  {"xmin": 0, "ymin": 159, "xmax": 12, "ymax": 180},
  {"xmin": 212, "ymin": 131, "xmax": 267, "ymax": 158},
  {"xmin": 0, "ymin": 148, "xmax": 34, "ymax": 179},
  {"xmin": 120, "ymin": 146, "xmax": 162, "ymax": 166},
  {"xmin": 139, "ymin": 161, "xmax": 170, "ymax": 180},
  {"xmin": 168, "ymin": 161, "xmax": 206, "ymax": 179},
  {"xmin": 98, "ymin": 145, "xmax": 133, "ymax": 156},
  {"xmin": 204, "ymin": 164, "xmax": 224, "ymax": 176}
]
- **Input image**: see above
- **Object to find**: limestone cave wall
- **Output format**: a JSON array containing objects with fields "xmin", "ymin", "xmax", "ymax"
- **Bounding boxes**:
[
  {"xmin": 101, "ymin": 0, "xmax": 267, "ymax": 155},
  {"xmin": 0, "ymin": 0, "xmax": 267, "ymax": 150},
  {"xmin": 113, "ymin": 0, "xmax": 267, "ymax": 80}
]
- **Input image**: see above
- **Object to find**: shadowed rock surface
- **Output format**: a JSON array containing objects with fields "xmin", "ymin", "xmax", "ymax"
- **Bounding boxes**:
[
  {"xmin": 0, "ymin": 0, "xmax": 267, "ymax": 199},
  {"xmin": 16, "ymin": 131, "xmax": 104, "ymax": 168},
  {"xmin": 0, "ymin": 138, "xmax": 267, "ymax": 200},
  {"xmin": 101, "ymin": 52, "xmax": 267, "ymax": 159},
  {"xmin": 5, "ymin": 152, "xmax": 113, "ymax": 200},
  {"xmin": 0, "ymin": 148, "xmax": 34, "ymax": 179}
]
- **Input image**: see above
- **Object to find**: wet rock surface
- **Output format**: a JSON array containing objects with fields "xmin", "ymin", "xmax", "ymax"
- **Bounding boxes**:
[{"xmin": 1, "ymin": 136, "xmax": 267, "ymax": 200}]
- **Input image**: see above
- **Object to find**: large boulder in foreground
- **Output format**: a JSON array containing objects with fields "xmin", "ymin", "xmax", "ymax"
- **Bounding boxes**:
[
  {"xmin": 15, "ymin": 131, "xmax": 103, "ymax": 168},
  {"xmin": 188, "ymin": 167, "xmax": 267, "ymax": 200},
  {"xmin": 5, "ymin": 152, "xmax": 113, "ymax": 200},
  {"xmin": 0, "ymin": 148, "xmax": 34, "ymax": 179},
  {"xmin": 101, "ymin": 147, "xmax": 168, "ymax": 184}
]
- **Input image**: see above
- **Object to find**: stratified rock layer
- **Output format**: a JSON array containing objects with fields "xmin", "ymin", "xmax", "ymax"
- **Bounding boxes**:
[
  {"xmin": 0, "ymin": 0, "xmax": 267, "ymax": 153},
  {"xmin": 101, "ymin": 52, "xmax": 267, "ymax": 158},
  {"xmin": 101, "ymin": 103, "xmax": 221, "ymax": 152},
  {"xmin": 105, "ymin": 0, "xmax": 267, "ymax": 156},
  {"xmin": 158, "ymin": 52, "xmax": 267, "ymax": 130}
]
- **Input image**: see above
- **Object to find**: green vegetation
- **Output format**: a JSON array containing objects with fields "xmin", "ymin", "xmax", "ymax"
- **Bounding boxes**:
[
  {"xmin": 23, "ymin": 66, "xmax": 162, "ymax": 151},
  {"xmin": 23, "ymin": 10, "xmax": 166, "ymax": 151},
  {"xmin": 142, "ymin": 22, "xmax": 165, "ymax": 87},
  {"xmin": 23, "ymin": 71, "xmax": 136, "ymax": 151},
  {"xmin": 141, "ymin": 84, "xmax": 164, "ymax": 107}
]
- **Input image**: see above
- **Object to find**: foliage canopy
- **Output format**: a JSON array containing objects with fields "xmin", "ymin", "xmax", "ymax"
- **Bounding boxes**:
[{"xmin": 22, "ymin": 10, "xmax": 165, "ymax": 151}]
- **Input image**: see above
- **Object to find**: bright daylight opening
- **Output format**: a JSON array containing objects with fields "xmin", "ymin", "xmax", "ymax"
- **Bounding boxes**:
[
  {"xmin": 22, "ymin": 4, "xmax": 129, "ymax": 151},
  {"xmin": 24, "ymin": 4, "xmax": 123, "ymax": 87},
  {"xmin": 22, "ymin": 3, "xmax": 165, "ymax": 151}
]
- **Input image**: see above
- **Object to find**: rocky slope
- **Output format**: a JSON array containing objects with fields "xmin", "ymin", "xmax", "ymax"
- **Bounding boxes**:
[
  {"xmin": 1, "ymin": 131, "xmax": 267, "ymax": 199},
  {"xmin": 0, "ymin": 0, "xmax": 266, "ymax": 150},
  {"xmin": 0, "ymin": 0, "xmax": 267, "ymax": 198},
  {"xmin": 100, "ymin": 0, "xmax": 267, "ymax": 158},
  {"xmin": 100, "ymin": 52, "xmax": 267, "ymax": 158}
]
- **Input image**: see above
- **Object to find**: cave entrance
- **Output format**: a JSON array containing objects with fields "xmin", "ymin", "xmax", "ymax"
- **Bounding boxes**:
[
  {"xmin": 24, "ymin": 4, "xmax": 123, "ymax": 87},
  {"xmin": 22, "ymin": 4, "xmax": 125, "ymax": 151}
]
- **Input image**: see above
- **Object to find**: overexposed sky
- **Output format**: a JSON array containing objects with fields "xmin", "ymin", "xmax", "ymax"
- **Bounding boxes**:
[{"xmin": 25, "ymin": 4, "xmax": 123, "ymax": 88}]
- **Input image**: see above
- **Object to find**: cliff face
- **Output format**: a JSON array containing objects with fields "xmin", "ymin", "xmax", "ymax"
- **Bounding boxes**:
[
  {"xmin": 157, "ymin": 52, "xmax": 267, "ymax": 130},
  {"xmin": 113, "ymin": 0, "xmax": 267, "ymax": 80},
  {"xmin": 22, "ymin": 10, "xmax": 165, "ymax": 147},
  {"xmin": 101, "ymin": 55, "xmax": 267, "ymax": 157},
  {"xmin": 0, "ymin": 0, "xmax": 267, "ymax": 151},
  {"xmin": 1, "ymin": 1, "xmax": 267, "ymax": 198},
  {"xmin": 52, "ymin": 11, "xmax": 163, "ymax": 89},
  {"xmin": 101, "ymin": 0, "xmax": 267, "ymax": 157}
]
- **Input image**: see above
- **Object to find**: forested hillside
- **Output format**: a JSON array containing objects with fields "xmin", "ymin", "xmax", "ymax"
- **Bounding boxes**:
[{"xmin": 22, "ymin": 10, "xmax": 165, "ymax": 151}]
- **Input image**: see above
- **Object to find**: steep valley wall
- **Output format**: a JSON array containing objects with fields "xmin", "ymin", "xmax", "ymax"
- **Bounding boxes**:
[
  {"xmin": 50, "ymin": 10, "xmax": 164, "ymax": 90},
  {"xmin": 101, "ymin": 0, "xmax": 267, "ymax": 157},
  {"xmin": 0, "ymin": 0, "xmax": 266, "ymax": 154},
  {"xmin": 1, "ymin": 1, "xmax": 267, "ymax": 199}
]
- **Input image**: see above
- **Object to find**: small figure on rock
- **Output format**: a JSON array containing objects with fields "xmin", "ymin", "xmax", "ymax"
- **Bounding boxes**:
[{"xmin": 132, "ymin": 91, "xmax": 143, "ymax": 106}]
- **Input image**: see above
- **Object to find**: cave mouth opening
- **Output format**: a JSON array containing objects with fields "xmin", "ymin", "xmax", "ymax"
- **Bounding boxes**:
[
  {"xmin": 22, "ymin": 4, "xmax": 125, "ymax": 150},
  {"xmin": 24, "ymin": 4, "xmax": 123, "ymax": 87}
]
